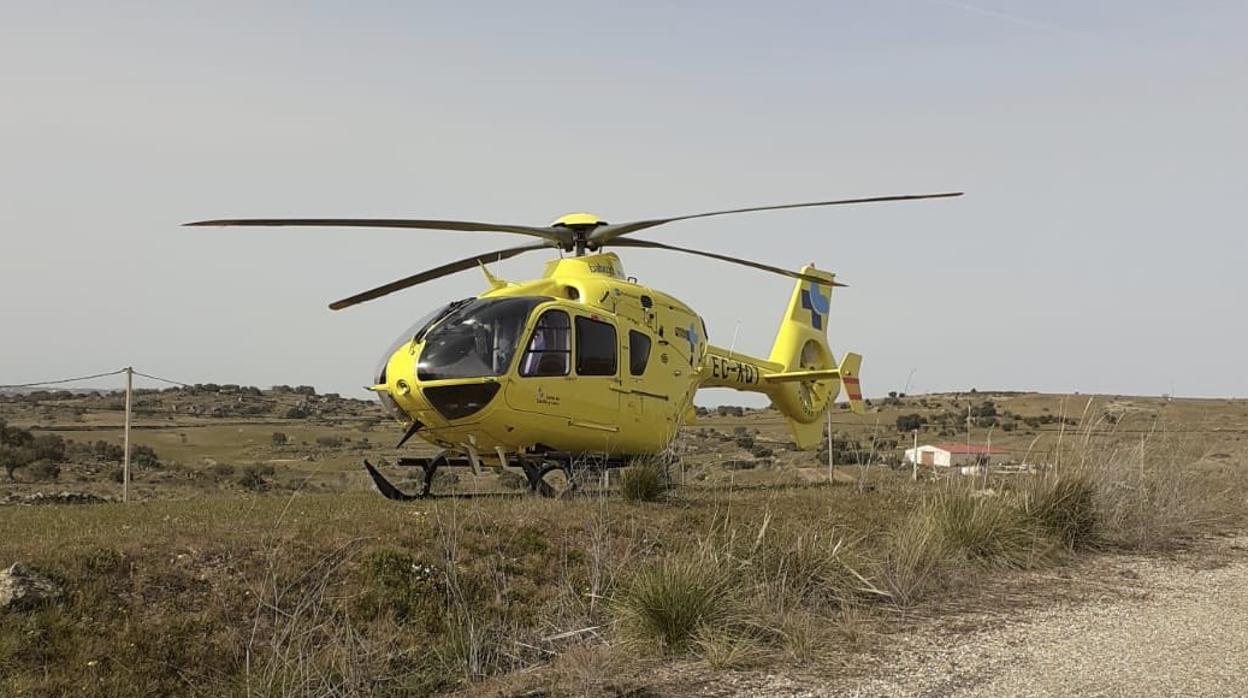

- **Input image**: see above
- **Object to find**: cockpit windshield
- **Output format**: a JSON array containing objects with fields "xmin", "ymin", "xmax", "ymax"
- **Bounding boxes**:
[
  {"xmin": 417, "ymin": 297, "xmax": 547, "ymax": 381},
  {"xmin": 373, "ymin": 299, "xmax": 464, "ymax": 385}
]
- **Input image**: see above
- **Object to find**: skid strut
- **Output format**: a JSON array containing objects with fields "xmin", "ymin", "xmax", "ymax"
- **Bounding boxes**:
[
  {"xmin": 363, "ymin": 451, "xmax": 448, "ymax": 501},
  {"xmin": 365, "ymin": 450, "xmax": 630, "ymax": 500}
]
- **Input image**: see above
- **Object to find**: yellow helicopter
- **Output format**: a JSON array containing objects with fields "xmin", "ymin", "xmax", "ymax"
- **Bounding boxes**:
[{"xmin": 187, "ymin": 192, "xmax": 961, "ymax": 497}]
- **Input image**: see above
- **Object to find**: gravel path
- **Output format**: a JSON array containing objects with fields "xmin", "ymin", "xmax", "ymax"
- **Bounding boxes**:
[{"xmin": 841, "ymin": 536, "xmax": 1248, "ymax": 697}]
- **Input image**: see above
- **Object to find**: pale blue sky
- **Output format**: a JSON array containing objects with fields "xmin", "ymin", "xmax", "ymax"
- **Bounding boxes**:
[{"xmin": 2, "ymin": 2, "xmax": 1245, "ymax": 403}]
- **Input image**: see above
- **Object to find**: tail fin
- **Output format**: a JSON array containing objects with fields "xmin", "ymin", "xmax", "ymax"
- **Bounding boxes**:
[
  {"xmin": 838, "ymin": 352, "xmax": 865, "ymax": 415},
  {"xmin": 766, "ymin": 266, "xmax": 864, "ymax": 447}
]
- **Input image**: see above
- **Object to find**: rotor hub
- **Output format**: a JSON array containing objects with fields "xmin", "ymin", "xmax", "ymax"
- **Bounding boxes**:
[{"xmin": 551, "ymin": 213, "xmax": 609, "ymax": 255}]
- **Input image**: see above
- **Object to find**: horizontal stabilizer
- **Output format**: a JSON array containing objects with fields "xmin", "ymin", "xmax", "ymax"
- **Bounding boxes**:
[{"xmin": 763, "ymin": 368, "xmax": 841, "ymax": 384}]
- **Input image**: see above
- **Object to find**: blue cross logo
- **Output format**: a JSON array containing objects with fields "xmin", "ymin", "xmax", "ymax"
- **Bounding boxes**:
[{"xmin": 800, "ymin": 282, "xmax": 829, "ymax": 330}]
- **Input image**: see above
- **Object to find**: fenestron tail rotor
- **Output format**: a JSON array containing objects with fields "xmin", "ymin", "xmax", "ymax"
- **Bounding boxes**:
[{"xmin": 184, "ymin": 191, "xmax": 961, "ymax": 309}]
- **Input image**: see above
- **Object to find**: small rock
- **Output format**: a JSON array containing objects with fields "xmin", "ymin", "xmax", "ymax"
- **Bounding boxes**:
[{"xmin": 0, "ymin": 562, "xmax": 62, "ymax": 610}]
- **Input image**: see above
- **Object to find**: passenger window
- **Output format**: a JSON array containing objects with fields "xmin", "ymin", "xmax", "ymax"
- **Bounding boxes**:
[
  {"xmin": 575, "ymin": 316, "xmax": 617, "ymax": 376},
  {"xmin": 519, "ymin": 310, "xmax": 571, "ymax": 377},
  {"xmin": 628, "ymin": 330, "xmax": 651, "ymax": 376}
]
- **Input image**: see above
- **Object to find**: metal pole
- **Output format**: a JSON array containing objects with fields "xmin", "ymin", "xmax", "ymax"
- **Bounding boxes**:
[
  {"xmin": 984, "ymin": 428, "xmax": 993, "ymax": 488},
  {"xmin": 966, "ymin": 404, "xmax": 972, "ymax": 477},
  {"xmin": 123, "ymin": 366, "xmax": 132, "ymax": 504},
  {"xmin": 912, "ymin": 428, "xmax": 919, "ymax": 481},
  {"xmin": 826, "ymin": 406, "xmax": 834, "ymax": 485}
]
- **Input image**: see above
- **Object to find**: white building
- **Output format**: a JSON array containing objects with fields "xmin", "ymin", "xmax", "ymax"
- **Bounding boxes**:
[{"xmin": 904, "ymin": 443, "xmax": 1001, "ymax": 469}]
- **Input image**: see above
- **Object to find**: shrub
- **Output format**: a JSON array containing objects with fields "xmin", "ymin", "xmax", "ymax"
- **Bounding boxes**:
[
  {"xmin": 923, "ymin": 488, "xmax": 1051, "ymax": 569},
  {"xmin": 614, "ymin": 555, "xmax": 731, "ymax": 654},
  {"xmin": 749, "ymin": 445, "xmax": 774, "ymax": 459},
  {"xmin": 621, "ymin": 458, "xmax": 668, "ymax": 502},
  {"xmin": 24, "ymin": 460, "xmax": 61, "ymax": 482},
  {"xmin": 1021, "ymin": 471, "xmax": 1099, "ymax": 551},
  {"xmin": 315, "ymin": 436, "xmax": 343, "ymax": 448},
  {"xmin": 131, "ymin": 444, "xmax": 160, "ymax": 469},
  {"xmin": 31, "ymin": 434, "xmax": 65, "ymax": 462},
  {"xmin": 1, "ymin": 445, "xmax": 35, "ymax": 480},
  {"xmin": 876, "ymin": 511, "xmax": 948, "ymax": 607},
  {"xmin": 734, "ymin": 435, "xmax": 755, "ymax": 450},
  {"xmin": 271, "ymin": 432, "xmax": 289, "ymax": 447},
  {"xmin": 208, "ymin": 463, "xmax": 236, "ymax": 479},
  {"xmin": 237, "ymin": 466, "xmax": 269, "ymax": 491},
  {"xmin": 1085, "ymin": 455, "xmax": 1200, "ymax": 550}
]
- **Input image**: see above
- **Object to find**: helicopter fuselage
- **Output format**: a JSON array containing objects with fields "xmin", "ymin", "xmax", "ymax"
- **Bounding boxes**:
[
  {"xmin": 376, "ymin": 253, "xmax": 711, "ymax": 458},
  {"xmin": 374, "ymin": 251, "xmax": 860, "ymax": 465}
]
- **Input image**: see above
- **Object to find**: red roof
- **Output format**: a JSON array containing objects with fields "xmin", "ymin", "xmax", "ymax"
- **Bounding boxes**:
[{"xmin": 932, "ymin": 443, "xmax": 999, "ymax": 455}]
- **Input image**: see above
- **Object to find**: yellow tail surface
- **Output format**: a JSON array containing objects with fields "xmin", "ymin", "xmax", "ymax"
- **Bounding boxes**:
[{"xmin": 766, "ymin": 266, "xmax": 865, "ymax": 447}]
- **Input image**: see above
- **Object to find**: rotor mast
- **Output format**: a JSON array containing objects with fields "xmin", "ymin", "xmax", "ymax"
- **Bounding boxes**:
[{"xmin": 550, "ymin": 213, "xmax": 608, "ymax": 256}]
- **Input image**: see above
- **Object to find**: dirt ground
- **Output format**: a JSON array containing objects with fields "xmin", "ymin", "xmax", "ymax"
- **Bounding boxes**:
[{"xmin": 650, "ymin": 534, "xmax": 1248, "ymax": 697}]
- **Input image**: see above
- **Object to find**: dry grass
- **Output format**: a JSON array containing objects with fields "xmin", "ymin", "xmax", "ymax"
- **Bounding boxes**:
[
  {"xmin": 0, "ymin": 412, "xmax": 1240, "ymax": 696},
  {"xmin": 614, "ymin": 553, "xmax": 732, "ymax": 655},
  {"xmin": 1021, "ymin": 469, "xmax": 1100, "ymax": 551},
  {"xmin": 619, "ymin": 455, "xmax": 671, "ymax": 503}
]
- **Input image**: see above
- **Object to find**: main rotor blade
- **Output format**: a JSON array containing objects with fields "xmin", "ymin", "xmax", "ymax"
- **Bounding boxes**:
[
  {"xmin": 184, "ymin": 217, "xmax": 570, "ymax": 245},
  {"xmin": 589, "ymin": 192, "xmax": 963, "ymax": 245},
  {"xmin": 608, "ymin": 238, "xmax": 848, "ymax": 286},
  {"xmin": 329, "ymin": 243, "xmax": 548, "ymax": 311}
]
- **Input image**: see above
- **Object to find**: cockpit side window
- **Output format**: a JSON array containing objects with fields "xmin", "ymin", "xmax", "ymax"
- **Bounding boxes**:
[
  {"xmin": 576, "ymin": 316, "xmax": 617, "ymax": 376},
  {"xmin": 519, "ymin": 310, "xmax": 571, "ymax": 377},
  {"xmin": 628, "ymin": 330, "xmax": 651, "ymax": 376}
]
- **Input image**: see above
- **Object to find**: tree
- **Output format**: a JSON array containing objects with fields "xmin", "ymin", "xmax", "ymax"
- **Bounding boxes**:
[
  {"xmin": 31, "ymin": 434, "xmax": 65, "ymax": 462},
  {"xmin": 1, "ymin": 445, "xmax": 34, "ymax": 481},
  {"xmin": 970, "ymin": 400, "xmax": 997, "ymax": 419},
  {"xmin": 0, "ymin": 419, "xmax": 34, "ymax": 448},
  {"xmin": 896, "ymin": 414, "xmax": 926, "ymax": 432}
]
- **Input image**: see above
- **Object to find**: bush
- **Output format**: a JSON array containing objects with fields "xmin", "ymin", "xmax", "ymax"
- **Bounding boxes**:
[
  {"xmin": 749, "ymin": 445, "xmax": 774, "ymax": 459},
  {"xmin": 1084, "ymin": 452, "xmax": 1200, "ymax": 551},
  {"xmin": 237, "ymin": 465, "xmax": 269, "ymax": 491},
  {"xmin": 734, "ymin": 435, "xmax": 755, "ymax": 450},
  {"xmin": 24, "ymin": 460, "xmax": 61, "ymax": 482},
  {"xmin": 923, "ymin": 488, "xmax": 1051, "ymax": 569},
  {"xmin": 1022, "ymin": 471, "xmax": 1099, "ymax": 551},
  {"xmin": 876, "ymin": 511, "xmax": 949, "ymax": 607},
  {"xmin": 1, "ymin": 445, "xmax": 35, "ymax": 480},
  {"xmin": 271, "ymin": 432, "xmax": 289, "ymax": 447},
  {"xmin": 615, "ymin": 555, "xmax": 731, "ymax": 654},
  {"xmin": 208, "ymin": 463, "xmax": 236, "ymax": 479},
  {"xmin": 31, "ymin": 434, "xmax": 65, "ymax": 462},
  {"xmin": 315, "ymin": 435, "xmax": 343, "ymax": 448},
  {"xmin": 621, "ymin": 458, "xmax": 669, "ymax": 502},
  {"xmin": 131, "ymin": 444, "xmax": 160, "ymax": 469}
]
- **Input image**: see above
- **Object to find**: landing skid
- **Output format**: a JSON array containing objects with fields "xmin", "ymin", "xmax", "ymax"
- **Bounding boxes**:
[{"xmin": 363, "ymin": 452, "xmax": 628, "ymax": 501}]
